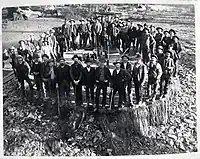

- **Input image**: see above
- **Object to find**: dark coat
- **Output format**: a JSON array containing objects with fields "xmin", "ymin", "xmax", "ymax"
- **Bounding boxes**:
[
  {"xmin": 120, "ymin": 62, "xmax": 132, "ymax": 74},
  {"xmin": 15, "ymin": 61, "xmax": 30, "ymax": 80},
  {"xmin": 70, "ymin": 63, "xmax": 83, "ymax": 82},
  {"xmin": 132, "ymin": 62, "xmax": 147, "ymax": 84},
  {"xmin": 111, "ymin": 69, "xmax": 131, "ymax": 89},
  {"xmin": 83, "ymin": 67, "xmax": 96, "ymax": 87},
  {"xmin": 95, "ymin": 66, "xmax": 111, "ymax": 86},
  {"xmin": 56, "ymin": 64, "xmax": 71, "ymax": 84},
  {"xmin": 31, "ymin": 61, "xmax": 43, "ymax": 79}
]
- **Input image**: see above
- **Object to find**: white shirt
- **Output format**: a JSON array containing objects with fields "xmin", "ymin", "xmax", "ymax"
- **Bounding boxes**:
[
  {"xmin": 116, "ymin": 69, "xmax": 120, "ymax": 74},
  {"xmin": 124, "ymin": 62, "xmax": 127, "ymax": 69},
  {"xmin": 87, "ymin": 67, "xmax": 91, "ymax": 72}
]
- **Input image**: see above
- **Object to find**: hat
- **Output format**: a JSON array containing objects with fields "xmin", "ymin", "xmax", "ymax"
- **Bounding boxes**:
[
  {"xmin": 85, "ymin": 58, "xmax": 92, "ymax": 63},
  {"xmin": 48, "ymin": 59, "xmax": 54, "ymax": 63},
  {"xmin": 169, "ymin": 29, "xmax": 176, "ymax": 34},
  {"xmin": 10, "ymin": 46, "xmax": 15, "ymax": 50},
  {"xmin": 151, "ymin": 54, "xmax": 158, "ymax": 60},
  {"xmin": 59, "ymin": 57, "xmax": 65, "ymax": 61},
  {"xmin": 72, "ymin": 54, "xmax": 79, "ymax": 60},
  {"xmin": 49, "ymin": 29, "xmax": 55, "ymax": 33},
  {"xmin": 143, "ymin": 27, "xmax": 149, "ymax": 32},
  {"xmin": 164, "ymin": 30, "xmax": 169, "ymax": 34},
  {"xmin": 137, "ymin": 24, "xmax": 143, "ymax": 27},
  {"xmin": 17, "ymin": 55, "xmax": 23, "ymax": 59},
  {"xmin": 121, "ymin": 54, "xmax": 130, "ymax": 60},
  {"xmin": 157, "ymin": 45, "xmax": 164, "ymax": 50},
  {"xmin": 40, "ymin": 33, "xmax": 46, "ymax": 38},
  {"xmin": 135, "ymin": 53, "xmax": 142, "ymax": 59},
  {"xmin": 30, "ymin": 33, "xmax": 34, "ymax": 36},
  {"xmin": 42, "ymin": 54, "xmax": 49, "ymax": 59},
  {"xmin": 113, "ymin": 59, "xmax": 121, "ymax": 65},
  {"xmin": 69, "ymin": 19, "xmax": 75, "ymax": 22},
  {"xmin": 33, "ymin": 53, "xmax": 40, "ymax": 58},
  {"xmin": 18, "ymin": 40, "xmax": 26, "ymax": 44},
  {"xmin": 149, "ymin": 25, "xmax": 155, "ymax": 28},
  {"xmin": 144, "ymin": 23, "xmax": 148, "ymax": 27},
  {"xmin": 173, "ymin": 35, "xmax": 179, "ymax": 40},
  {"xmin": 156, "ymin": 27, "xmax": 163, "ymax": 31}
]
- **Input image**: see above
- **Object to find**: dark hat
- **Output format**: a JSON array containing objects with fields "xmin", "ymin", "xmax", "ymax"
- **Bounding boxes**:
[
  {"xmin": 48, "ymin": 59, "xmax": 54, "ymax": 63},
  {"xmin": 33, "ymin": 53, "xmax": 40, "ymax": 58},
  {"xmin": 85, "ymin": 58, "xmax": 92, "ymax": 63},
  {"xmin": 113, "ymin": 59, "xmax": 121, "ymax": 65},
  {"xmin": 17, "ymin": 55, "xmax": 23, "ymax": 59},
  {"xmin": 121, "ymin": 54, "xmax": 130, "ymax": 60},
  {"xmin": 135, "ymin": 53, "xmax": 142, "ymax": 59},
  {"xmin": 143, "ymin": 27, "xmax": 149, "ymax": 32},
  {"xmin": 42, "ymin": 54, "xmax": 49, "ymax": 59},
  {"xmin": 164, "ymin": 30, "xmax": 169, "ymax": 34},
  {"xmin": 72, "ymin": 54, "xmax": 79, "ymax": 60},
  {"xmin": 151, "ymin": 54, "xmax": 158, "ymax": 60},
  {"xmin": 156, "ymin": 27, "xmax": 163, "ymax": 31},
  {"xmin": 137, "ymin": 24, "xmax": 143, "ymax": 27},
  {"xmin": 18, "ymin": 40, "xmax": 26, "ymax": 44},
  {"xmin": 172, "ymin": 35, "xmax": 179, "ymax": 40},
  {"xmin": 59, "ymin": 57, "xmax": 65, "ymax": 61},
  {"xmin": 169, "ymin": 29, "xmax": 176, "ymax": 34},
  {"xmin": 144, "ymin": 23, "xmax": 148, "ymax": 26},
  {"xmin": 149, "ymin": 25, "xmax": 155, "ymax": 28}
]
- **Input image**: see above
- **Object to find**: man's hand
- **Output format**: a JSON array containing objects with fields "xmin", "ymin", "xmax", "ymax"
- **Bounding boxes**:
[
  {"xmin": 104, "ymin": 80, "xmax": 108, "ymax": 83},
  {"xmin": 56, "ymin": 83, "xmax": 59, "ymax": 88}
]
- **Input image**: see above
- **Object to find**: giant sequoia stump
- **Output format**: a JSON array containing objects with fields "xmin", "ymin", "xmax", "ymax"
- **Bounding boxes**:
[{"xmin": 99, "ymin": 77, "xmax": 180, "ymax": 154}]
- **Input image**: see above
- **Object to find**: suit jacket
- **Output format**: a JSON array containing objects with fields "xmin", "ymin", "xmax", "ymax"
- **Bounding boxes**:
[
  {"xmin": 95, "ymin": 66, "xmax": 111, "ymax": 86},
  {"xmin": 69, "ymin": 24, "xmax": 78, "ymax": 37},
  {"xmin": 62, "ymin": 24, "xmax": 70, "ymax": 38},
  {"xmin": 56, "ymin": 64, "xmax": 71, "ymax": 84},
  {"xmin": 132, "ymin": 62, "xmax": 147, "ymax": 84},
  {"xmin": 70, "ymin": 63, "xmax": 83, "ymax": 82},
  {"xmin": 111, "ymin": 69, "xmax": 131, "ymax": 89},
  {"xmin": 120, "ymin": 62, "xmax": 132, "ymax": 74},
  {"xmin": 83, "ymin": 67, "xmax": 96, "ymax": 87}
]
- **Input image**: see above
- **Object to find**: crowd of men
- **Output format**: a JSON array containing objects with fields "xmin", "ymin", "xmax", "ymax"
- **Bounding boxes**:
[{"xmin": 3, "ymin": 15, "xmax": 182, "ymax": 110}]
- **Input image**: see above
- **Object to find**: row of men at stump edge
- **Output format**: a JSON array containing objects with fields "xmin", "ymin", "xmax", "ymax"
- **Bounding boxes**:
[{"xmin": 3, "ymin": 16, "xmax": 182, "ymax": 110}]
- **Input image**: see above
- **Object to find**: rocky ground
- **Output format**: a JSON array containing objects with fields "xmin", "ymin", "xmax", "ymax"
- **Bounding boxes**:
[{"xmin": 3, "ymin": 4, "xmax": 197, "ymax": 156}]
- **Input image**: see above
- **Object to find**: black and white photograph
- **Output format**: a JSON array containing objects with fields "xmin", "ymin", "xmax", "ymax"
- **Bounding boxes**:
[{"xmin": 2, "ymin": 2, "xmax": 197, "ymax": 157}]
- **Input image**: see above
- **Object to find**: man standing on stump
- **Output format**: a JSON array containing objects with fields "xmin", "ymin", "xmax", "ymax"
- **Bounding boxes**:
[
  {"xmin": 120, "ymin": 55, "xmax": 132, "ymax": 104},
  {"xmin": 132, "ymin": 53, "xmax": 147, "ymax": 104},
  {"xmin": 110, "ymin": 59, "xmax": 131, "ymax": 109},
  {"xmin": 83, "ymin": 58, "xmax": 96, "ymax": 107},
  {"xmin": 147, "ymin": 54, "xmax": 163, "ymax": 101},
  {"xmin": 70, "ymin": 54, "xmax": 83, "ymax": 106},
  {"xmin": 56, "ymin": 57, "xmax": 71, "ymax": 105},
  {"xmin": 95, "ymin": 59, "xmax": 111, "ymax": 109}
]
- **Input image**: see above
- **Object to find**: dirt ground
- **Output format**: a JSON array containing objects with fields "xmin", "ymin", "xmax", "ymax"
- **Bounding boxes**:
[{"xmin": 2, "ymin": 4, "xmax": 197, "ymax": 156}]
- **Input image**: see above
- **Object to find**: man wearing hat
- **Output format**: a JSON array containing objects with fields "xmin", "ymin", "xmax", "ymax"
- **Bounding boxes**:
[
  {"xmin": 132, "ymin": 53, "xmax": 147, "ymax": 104},
  {"xmin": 140, "ymin": 27, "xmax": 156, "ymax": 64},
  {"xmin": 155, "ymin": 27, "xmax": 164, "ymax": 49},
  {"xmin": 15, "ymin": 55, "xmax": 33, "ymax": 101},
  {"xmin": 70, "ymin": 54, "xmax": 83, "ymax": 106},
  {"xmin": 147, "ymin": 54, "xmax": 163, "ymax": 101},
  {"xmin": 120, "ymin": 54, "xmax": 132, "ymax": 103},
  {"xmin": 160, "ymin": 51, "xmax": 174, "ymax": 98},
  {"xmin": 56, "ymin": 57, "xmax": 71, "ymax": 105},
  {"xmin": 162, "ymin": 31, "xmax": 171, "ymax": 51},
  {"xmin": 156, "ymin": 45, "xmax": 165, "ymax": 66},
  {"xmin": 69, "ymin": 19, "xmax": 78, "ymax": 50},
  {"xmin": 78, "ymin": 18, "xmax": 89, "ymax": 49},
  {"xmin": 31, "ymin": 53, "xmax": 44, "ymax": 98},
  {"xmin": 127, "ymin": 22, "xmax": 137, "ymax": 53},
  {"xmin": 135, "ymin": 24, "xmax": 144, "ymax": 52},
  {"xmin": 92, "ymin": 17, "xmax": 102, "ymax": 48},
  {"xmin": 61, "ymin": 18, "xmax": 71, "ymax": 51},
  {"xmin": 95, "ymin": 59, "xmax": 111, "ymax": 109},
  {"xmin": 9, "ymin": 46, "xmax": 18, "ymax": 76},
  {"xmin": 30, "ymin": 33, "xmax": 39, "ymax": 48},
  {"xmin": 110, "ymin": 59, "xmax": 131, "ymax": 108},
  {"xmin": 18, "ymin": 40, "xmax": 32, "ymax": 65},
  {"xmin": 49, "ymin": 29, "xmax": 57, "ymax": 56},
  {"xmin": 82, "ymin": 58, "xmax": 96, "ymax": 106}
]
